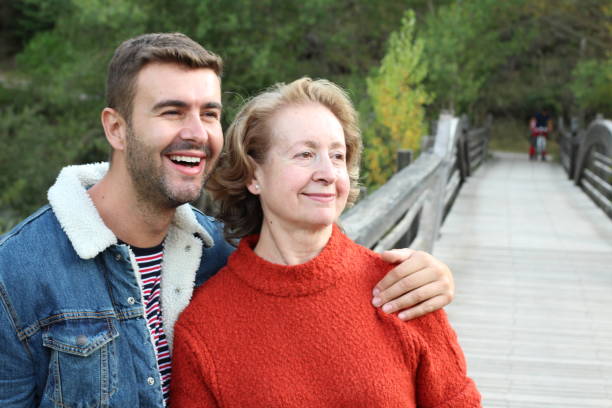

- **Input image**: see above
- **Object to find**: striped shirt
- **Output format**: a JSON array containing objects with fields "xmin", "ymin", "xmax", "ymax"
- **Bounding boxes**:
[{"xmin": 131, "ymin": 243, "xmax": 171, "ymax": 406}]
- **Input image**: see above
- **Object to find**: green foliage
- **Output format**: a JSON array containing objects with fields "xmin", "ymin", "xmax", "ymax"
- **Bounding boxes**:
[
  {"xmin": 1, "ymin": 0, "xmax": 415, "ymax": 230},
  {"xmin": 422, "ymin": 0, "xmax": 531, "ymax": 116},
  {"xmin": 16, "ymin": 0, "xmax": 148, "ymax": 109},
  {"xmin": 365, "ymin": 10, "xmax": 430, "ymax": 187},
  {"xmin": 1, "ymin": 0, "xmax": 611, "ymax": 231},
  {"xmin": 488, "ymin": 118, "xmax": 531, "ymax": 154},
  {"xmin": 0, "ymin": 1, "xmax": 148, "ymax": 232},
  {"xmin": 571, "ymin": 58, "xmax": 612, "ymax": 115},
  {"xmin": 0, "ymin": 0, "xmax": 72, "ymax": 58},
  {"xmin": 474, "ymin": 0, "xmax": 610, "ymax": 119},
  {"xmin": 0, "ymin": 105, "xmax": 80, "ymax": 216}
]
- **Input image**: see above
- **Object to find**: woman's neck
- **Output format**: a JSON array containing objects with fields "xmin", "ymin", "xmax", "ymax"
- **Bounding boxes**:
[{"xmin": 254, "ymin": 221, "xmax": 333, "ymax": 266}]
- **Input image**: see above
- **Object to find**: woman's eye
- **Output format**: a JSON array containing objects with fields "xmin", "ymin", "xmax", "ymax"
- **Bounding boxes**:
[
  {"xmin": 331, "ymin": 152, "xmax": 346, "ymax": 162},
  {"xmin": 297, "ymin": 151, "xmax": 314, "ymax": 159}
]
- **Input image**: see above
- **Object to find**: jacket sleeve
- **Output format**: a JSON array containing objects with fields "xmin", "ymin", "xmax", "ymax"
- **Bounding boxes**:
[
  {"xmin": 0, "ymin": 285, "xmax": 36, "ymax": 407},
  {"xmin": 195, "ymin": 215, "xmax": 236, "ymax": 288},
  {"xmin": 170, "ymin": 321, "xmax": 220, "ymax": 408},
  {"xmin": 397, "ymin": 309, "xmax": 481, "ymax": 408}
]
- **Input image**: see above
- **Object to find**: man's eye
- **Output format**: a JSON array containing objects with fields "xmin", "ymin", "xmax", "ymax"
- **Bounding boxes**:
[
  {"xmin": 162, "ymin": 110, "xmax": 180, "ymax": 116},
  {"xmin": 332, "ymin": 152, "xmax": 346, "ymax": 161},
  {"xmin": 202, "ymin": 111, "xmax": 220, "ymax": 120}
]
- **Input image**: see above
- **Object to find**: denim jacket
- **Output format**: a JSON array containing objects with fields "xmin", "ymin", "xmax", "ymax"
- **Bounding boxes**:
[{"xmin": 0, "ymin": 163, "xmax": 234, "ymax": 407}]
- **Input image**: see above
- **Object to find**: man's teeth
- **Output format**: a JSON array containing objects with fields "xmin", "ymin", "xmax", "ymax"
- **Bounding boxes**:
[{"xmin": 169, "ymin": 155, "xmax": 201, "ymax": 164}]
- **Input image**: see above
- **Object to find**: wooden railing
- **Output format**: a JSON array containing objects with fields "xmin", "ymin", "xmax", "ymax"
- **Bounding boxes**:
[
  {"xmin": 559, "ymin": 116, "xmax": 612, "ymax": 219},
  {"xmin": 341, "ymin": 113, "xmax": 491, "ymax": 253}
]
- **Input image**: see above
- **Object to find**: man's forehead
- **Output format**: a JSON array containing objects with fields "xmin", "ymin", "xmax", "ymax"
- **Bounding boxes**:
[
  {"xmin": 134, "ymin": 62, "xmax": 221, "ymax": 103},
  {"xmin": 136, "ymin": 61, "xmax": 219, "ymax": 79}
]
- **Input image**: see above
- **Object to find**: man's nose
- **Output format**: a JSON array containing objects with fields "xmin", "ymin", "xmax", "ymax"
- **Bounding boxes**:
[{"xmin": 178, "ymin": 113, "xmax": 208, "ymax": 143}]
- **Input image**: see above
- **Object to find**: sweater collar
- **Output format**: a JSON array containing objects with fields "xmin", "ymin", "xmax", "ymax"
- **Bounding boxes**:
[
  {"xmin": 227, "ymin": 224, "xmax": 352, "ymax": 296},
  {"xmin": 47, "ymin": 162, "xmax": 213, "ymax": 260}
]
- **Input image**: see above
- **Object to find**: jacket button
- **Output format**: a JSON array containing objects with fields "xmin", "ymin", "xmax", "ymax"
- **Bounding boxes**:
[
  {"xmin": 76, "ymin": 335, "xmax": 88, "ymax": 346},
  {"xmin": 185, "ymin": 245, "xmax": 191, "ymax": 252},
  {"xmin": 175, "ymin": 288, "xmax": 181, "ymax": 294},
  {"xmin": 147, "ymin": 377, "xmax": 155, "ymax": 385},
  {"xmin": 115, "ymin": 254, "xmax": 122, "ymax": 261},
  {"xmin": 127, "ymin": 297, "xmax": 136, "ymax": 305}
]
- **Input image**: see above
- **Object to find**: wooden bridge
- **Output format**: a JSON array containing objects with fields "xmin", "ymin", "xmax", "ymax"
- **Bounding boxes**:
[{"xmin": 342, "ymin": 115, "xmax": 612, "ymax": 407}]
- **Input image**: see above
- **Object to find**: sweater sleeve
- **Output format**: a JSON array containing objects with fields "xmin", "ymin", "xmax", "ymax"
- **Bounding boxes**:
[
  {"xmin": 395, "ymin": 309, "xmax": 481, "ymax": 408},
  {"xmin": 170, "ymin": 321, "xmax": 220, "ymax": 408}
]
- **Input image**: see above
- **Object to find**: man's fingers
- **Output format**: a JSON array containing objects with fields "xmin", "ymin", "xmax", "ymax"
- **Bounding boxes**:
[
  {"xmin": 379, "ymin": 248, "xmax": 415, "ymax": 265},
  {"xmin": 372, "ymin": 249, "xmax": 455, "ymax": 318},
  {"xmin": 374, "ymin": 274, "xmax": 446, "ymax": 312},
  {"xmin": 397, "ymin": 295, "xmax": 451, "ymax": 321},
  {"xmin": 374, "ymin": 250, "xmax": 428, "ymax": 295},
  {"xmin": 372, "ymin": 266, "xmax": 436, "ymax": 308}
]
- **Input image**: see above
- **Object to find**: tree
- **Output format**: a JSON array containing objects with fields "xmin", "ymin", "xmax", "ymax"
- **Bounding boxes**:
[
  {"xmin": 3, "ymin": 0, "xmax": 609, "ymax": 231},
  {"xmin": 571, "ymin": 57, "xmax": 612, "ymax": 115},
  {"xmin": 365, "ymin": 10, "xmax": 430, "ymax": 187},
  {"xmin": 421, "ymin": 0, "xmax": 531, "ymax": 117},
  {"xmin": 1, "ymin": 0, "xmax": 415, "ymax": 230}
]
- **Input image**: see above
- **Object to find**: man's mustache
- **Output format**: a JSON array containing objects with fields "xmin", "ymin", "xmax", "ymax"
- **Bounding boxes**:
[{"xmin": 161, "ymin": 140, "xmax": 211, "ymax": 157}]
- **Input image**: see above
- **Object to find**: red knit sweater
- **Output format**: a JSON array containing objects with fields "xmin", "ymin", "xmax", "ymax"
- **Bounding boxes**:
[{"xmin": 171, "ymin": 225, "xmax": 480, "ymax": 407}]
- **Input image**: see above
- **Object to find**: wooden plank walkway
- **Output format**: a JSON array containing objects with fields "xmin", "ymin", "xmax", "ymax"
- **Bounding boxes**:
[{"xmin": 434, "ymin": 151, "xmax": 612, "ymax": 408}]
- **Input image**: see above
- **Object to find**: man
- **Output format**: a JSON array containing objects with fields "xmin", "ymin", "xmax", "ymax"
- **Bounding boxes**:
[{"xmin": 0, "ymin": 33, "xmax": 454, "ymax": 407}]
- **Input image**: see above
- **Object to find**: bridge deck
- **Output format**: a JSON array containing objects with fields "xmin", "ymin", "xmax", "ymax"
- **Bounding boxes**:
[{"xmin": 434, "ymin": 151, "xmax": 612, "ymax": 408}]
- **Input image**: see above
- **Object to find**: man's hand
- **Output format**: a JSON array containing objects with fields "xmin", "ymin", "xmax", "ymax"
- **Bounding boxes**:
[{"xmin": 372, "ymin": 248, "xmax": 454, "ymax": 321}]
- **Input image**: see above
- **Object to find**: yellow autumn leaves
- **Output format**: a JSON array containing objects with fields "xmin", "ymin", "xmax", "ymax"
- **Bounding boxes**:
[{"xmin": 365, "ymin": 10, "xmax": 431, "ymax": 187}]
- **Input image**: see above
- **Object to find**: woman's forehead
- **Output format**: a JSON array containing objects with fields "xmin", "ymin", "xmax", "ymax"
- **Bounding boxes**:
[{"xmin": 268, "ymin": 104, "xmax": 345, "ymax": 145}]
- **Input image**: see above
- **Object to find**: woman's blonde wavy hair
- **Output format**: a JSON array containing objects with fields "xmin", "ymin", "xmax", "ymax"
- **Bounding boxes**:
[{"xmin": 207, "ymin": 77, "xmax": 363, "ymax": 241}]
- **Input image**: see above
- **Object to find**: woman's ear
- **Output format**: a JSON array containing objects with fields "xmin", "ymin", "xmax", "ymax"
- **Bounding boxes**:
[
  {"xmin": 101, "ymin": 107, "xmax": 128, "ymax": 151},
  {"xmin": 246, "ymin": 178, "xmax": 260, "ymax": 195},
  {"xmin": 246, "ymin": 156, "xmax": 262, "ymax": 195}
]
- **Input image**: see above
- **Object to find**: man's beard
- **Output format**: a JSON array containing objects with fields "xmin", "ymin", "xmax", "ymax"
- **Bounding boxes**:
[{"xmin": 125, "ymin": 126, "xmax": 212, "ymax": 209}]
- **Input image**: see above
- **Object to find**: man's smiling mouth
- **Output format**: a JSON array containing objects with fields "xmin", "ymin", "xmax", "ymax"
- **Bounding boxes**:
[{"xmin": 168, "ymin": 155, "xmax": 202, "ymax": 167}]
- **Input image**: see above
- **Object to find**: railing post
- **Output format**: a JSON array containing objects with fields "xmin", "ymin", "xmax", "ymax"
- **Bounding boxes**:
[
  {"xmin": 483, "ymin": 114, "xmax": 493, "ymax": 157},
  {"xmin": 572, "ymin": 116, "xmax": 587, "ymax": 183},
  {"xmin": 394, "ymin": 149, "xmax": 415, "ymax": 248},
  {"xmin": 458, "ymin": 115, "xmax": 469, "ymax": 181},
  {"xmin": 569, "ymin": 116, "xmax": 581, "ymax": 179},
  {"xmin": 396, "ymin": 149, "xmax": 413, "ymax": 172},
  {"xmin": 419, "ymin": 113, "xmax": 460, "ymax": 252}
]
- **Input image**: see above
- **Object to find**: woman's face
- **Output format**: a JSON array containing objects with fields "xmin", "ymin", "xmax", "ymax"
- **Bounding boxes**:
[{"xmin": 248, "ymin": 103, "xmax": 350, "ymax": 232}]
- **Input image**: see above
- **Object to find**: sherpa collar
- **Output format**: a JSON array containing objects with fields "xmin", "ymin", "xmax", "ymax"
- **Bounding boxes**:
[{"xmin": 47, "ymin": 162, "xmax": 213, "ymax": 259}]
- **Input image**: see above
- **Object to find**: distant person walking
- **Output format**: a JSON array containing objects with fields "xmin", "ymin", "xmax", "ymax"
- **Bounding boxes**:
[{"xmin": 529, "ymin": 109, "xmax": 553, "ymax": 160}]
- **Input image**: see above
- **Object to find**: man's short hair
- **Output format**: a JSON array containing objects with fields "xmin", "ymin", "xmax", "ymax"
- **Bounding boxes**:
[
  {"xmin": 207, "ymin": 77, "xmax": 363, "ymax": 240},
  {"xmin": 105, "ymin": 32, "xmax": 223, "ymax": 123}
]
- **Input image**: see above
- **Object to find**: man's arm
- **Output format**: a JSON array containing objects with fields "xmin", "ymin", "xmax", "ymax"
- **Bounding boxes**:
[{"xmin": 372, "ymin": 249, "xmax": 454, "ymax": 321}]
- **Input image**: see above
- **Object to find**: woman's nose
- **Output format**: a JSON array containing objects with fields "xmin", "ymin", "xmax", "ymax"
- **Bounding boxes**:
[{"xmin": 312, "ymin": 154, "xmax": 337, "ymax": 184}]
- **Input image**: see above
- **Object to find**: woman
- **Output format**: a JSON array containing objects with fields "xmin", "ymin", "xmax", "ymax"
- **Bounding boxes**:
[{"xmin": 171, "ymin": 78, "xmax": 481, "ymax": 407}]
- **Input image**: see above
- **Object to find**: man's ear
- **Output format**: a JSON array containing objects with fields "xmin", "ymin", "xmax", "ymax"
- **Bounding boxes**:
[{"xmin": 101, "ymin": 107, "xmax": 128, "ymax": 151}]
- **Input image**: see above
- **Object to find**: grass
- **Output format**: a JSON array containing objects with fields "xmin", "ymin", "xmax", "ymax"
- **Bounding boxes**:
[{"xmin": 489, "ymin": 117, "xmax": 560, "ymax": 160}]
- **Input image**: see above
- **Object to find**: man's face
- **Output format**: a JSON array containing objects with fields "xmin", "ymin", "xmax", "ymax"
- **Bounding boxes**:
[{"xmin": 125, "ymin": 62, "xmax": 223, "ymax": 209}]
